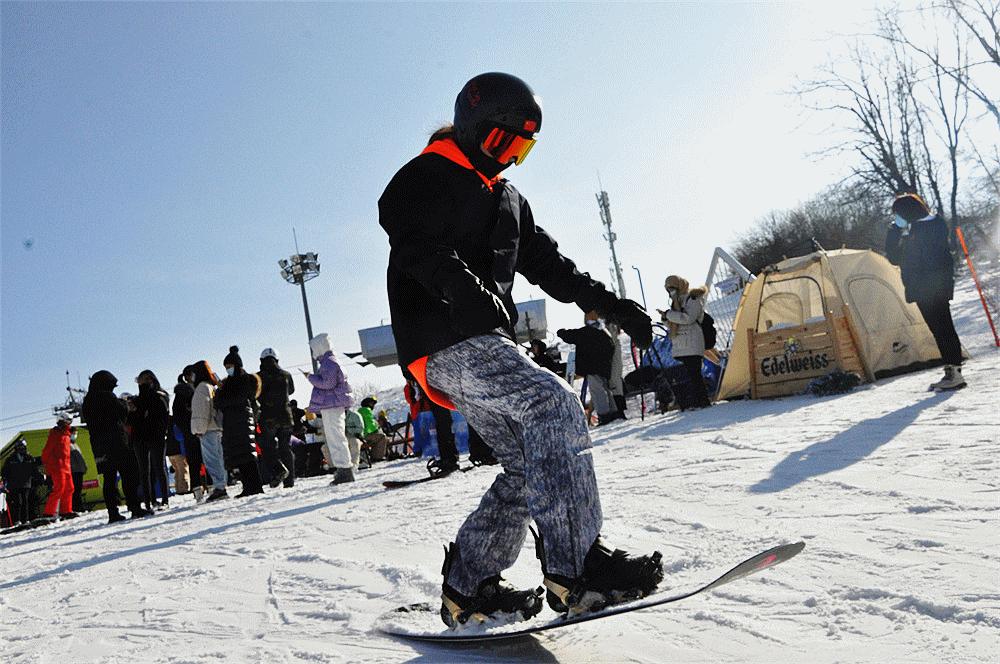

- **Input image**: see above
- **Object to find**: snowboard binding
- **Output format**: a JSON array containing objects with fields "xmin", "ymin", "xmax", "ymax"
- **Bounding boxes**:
[
  {"xmin": 439, "ymin": 542, "xmax": 544, "ymax": 628},
  {"xmin": 531, "ymin": 526, "xmax": 663, "ymax": 616}
]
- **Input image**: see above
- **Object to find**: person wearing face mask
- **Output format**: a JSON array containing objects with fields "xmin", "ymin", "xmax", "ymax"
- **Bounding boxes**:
[
  {"xmin": 133, "ymin": 370, "xmax": 172, "ymax": 508},
  {"xmin": 885, "ymin": 192, "xmax": 967, "ymax": 391},
  {"xmin": 659, "ymin": 275, "xmax": 712, "ymax": 410},
  {"xmin": 214, "ymin": 346, "xmax": 265, "ymax": 497},
  {"xmin": 304, "ymin": 333, "xmax": 356, "ymax": 485},
  {"xmin": 81, "ymin": 371, "xmax": 150, "ymax": 522},
  {"xmin": 190, "ymin": 360, "xmax": 228, "ymax": 502},
  {"xmin": 68, "ymin": 427, "xmax": 89, "ymax": 512},
  {"xmin": 378, "ymin": 73, "xmax": 661, "ymax": 627},
  {"xmin": 557, "ymin": 312, "xmax": 620, "ymax": 425}
]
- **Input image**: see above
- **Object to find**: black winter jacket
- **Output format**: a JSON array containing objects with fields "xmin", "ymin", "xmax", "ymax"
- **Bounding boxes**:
[
  {"xmin": 172, "ymin": 381, "xmax": 194, "ymax": 434},
  {"xmin": 885, "ymin": 215, "xmax": 954, "ymax": 303},
  {"xmin": 257, "ymin": 364, "xmax": 295, "ymax": 426},
  {"xmin": 378, "ymin": 150, "xmax": 617, "ymax": 367},
  {"xmin": 134, "ymin": 384, "xmax": 170, "ymax": 449},
  {"xmin": 214, "ymin": 371, "xmax": 260, "ymax": 469},
  {"xmin": 557, "ymin": 325, "xmax": 614, "ymax": 379},
  {"xmin": 2, "ymin": 450, "xmax": 40, "ymax": 489},
  {"xmin": 81, "ymin": 370, "xmax": 131, "ymax": 475}
]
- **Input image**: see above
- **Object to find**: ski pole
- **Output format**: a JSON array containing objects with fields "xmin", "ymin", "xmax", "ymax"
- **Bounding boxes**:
[{"xmin": 956, "ymin": 227, "xmax": 1000, "ymax": 347}]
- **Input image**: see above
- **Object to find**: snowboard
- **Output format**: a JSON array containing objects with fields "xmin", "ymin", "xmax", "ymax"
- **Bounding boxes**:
[
  {"xmin": 0, "ymin": 516, "xmax": 58, "ymax": 536},
  {"xmin": 382, "ymin": 464, "xmax": 476, "ymax": 489},
  {"xmin": 376, "ymin": 541, "xmax": 804, "ymax": 642}
]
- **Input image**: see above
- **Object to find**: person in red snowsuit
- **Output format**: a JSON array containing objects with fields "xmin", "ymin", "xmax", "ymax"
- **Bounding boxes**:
[{"xmin": 42, "ymin": 418, "xmax": 76, "ymax": 518}]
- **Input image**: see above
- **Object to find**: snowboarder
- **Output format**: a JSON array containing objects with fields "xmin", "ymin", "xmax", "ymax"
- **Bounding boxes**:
[
  {"xmin": 305, "ymin": 334, "xmax": 356, "ymax": 485},
  {"xmin": 256, "ymin": 348, "xmax": 296, "ymax": 489},
  {"xmin": 215, "ymin": 346, "xmax": 264, "ymax": 497},
  {"xmin": 378, "ymin": 72, "xmax": 662, "ymax": 627},
  {"xmin": 885, "ymin": 192, "xmax": 967, "ymax": 391},
  {"xmin": 80, "ymin": 370, "xmax": 150, "ymax": 523}
]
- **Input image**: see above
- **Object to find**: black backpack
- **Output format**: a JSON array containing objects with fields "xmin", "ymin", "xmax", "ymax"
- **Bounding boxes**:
[{"xmin": 700, "ymin": 311, "xmax": 717, "ymax": 349}]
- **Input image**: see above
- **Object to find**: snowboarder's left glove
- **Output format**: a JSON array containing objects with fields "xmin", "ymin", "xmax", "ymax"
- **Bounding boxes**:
[{"xmin": 608, "ymin": 298, "xmax": 652, "ymax": 348}]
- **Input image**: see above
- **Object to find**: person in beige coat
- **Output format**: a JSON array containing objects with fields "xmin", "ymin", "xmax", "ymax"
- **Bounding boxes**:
[
  {"xmin": 189, "ymin": 360, "xmax": 228, "ymax": 502},
  {"xmin": 659, "ymin": 275, "xmax": 711, "ymax": 408}
]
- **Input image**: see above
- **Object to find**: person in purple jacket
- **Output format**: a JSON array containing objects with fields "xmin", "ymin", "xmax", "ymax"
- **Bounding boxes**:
[{"xmin": 305, "ymin": 333, "xmax": 356, "ymax": 485}]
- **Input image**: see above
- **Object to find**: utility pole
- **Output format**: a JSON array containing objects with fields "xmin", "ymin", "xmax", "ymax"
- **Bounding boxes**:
[{"xmin": 596, "ymin": 189, "xmax": 627, "ymax": 299}]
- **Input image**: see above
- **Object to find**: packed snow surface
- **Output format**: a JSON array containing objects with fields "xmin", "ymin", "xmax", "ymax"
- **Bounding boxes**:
[{"xmin": 2, "ymin": 280, "xmax": 998, "ymax": 663}]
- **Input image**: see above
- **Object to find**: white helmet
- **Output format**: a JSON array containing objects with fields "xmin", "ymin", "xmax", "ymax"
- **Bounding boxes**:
[{"xmin": 260, "ymin": 348, "xmax": 279, "ymax": 361}]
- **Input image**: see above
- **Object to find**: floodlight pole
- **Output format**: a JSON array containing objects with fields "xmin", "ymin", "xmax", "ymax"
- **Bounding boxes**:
[
  {"xmin": 299, "ymin": 279, "xmax": 318, "ymax": 372},
  {"xmin": 280, "ymin": 234, "xmax": 322, "ymax": 372}
]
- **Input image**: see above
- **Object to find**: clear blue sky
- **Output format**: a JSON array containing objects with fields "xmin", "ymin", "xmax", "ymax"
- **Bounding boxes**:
[{"xmin": 1, "ymin": 1, "xmax": 880, "ymax": 439}]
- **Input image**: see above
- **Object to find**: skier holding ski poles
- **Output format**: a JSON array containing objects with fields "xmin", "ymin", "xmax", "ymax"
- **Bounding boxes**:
[{"xmin": 378, "ymin": 72, "xmax": 664, "ymax": 627}]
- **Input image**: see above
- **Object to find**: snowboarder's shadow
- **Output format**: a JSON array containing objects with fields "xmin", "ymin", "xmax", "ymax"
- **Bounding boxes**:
[
  {"xmin": 399, "ymin": 636, "xmax": 559, "ymax": 663},
  {"xmin": 748, "ymin": 391, "xmax": 955, "ymax": 494}
]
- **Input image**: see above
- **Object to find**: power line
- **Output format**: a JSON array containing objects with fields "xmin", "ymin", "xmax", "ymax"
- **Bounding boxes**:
[{"xmin": 0, "ymin": 407, "xmax": 53, "ymax": 422}]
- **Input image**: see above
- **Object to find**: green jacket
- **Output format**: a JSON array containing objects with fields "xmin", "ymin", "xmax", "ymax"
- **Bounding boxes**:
[{"xmin": 358, "ymin": 406, "xmax": 379, "ymax": 435}]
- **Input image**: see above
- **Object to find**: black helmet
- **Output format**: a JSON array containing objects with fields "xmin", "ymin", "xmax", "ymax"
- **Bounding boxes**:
[{"xmin": 453, "ymin": 73, "xmax": 542, "ymax": 176}]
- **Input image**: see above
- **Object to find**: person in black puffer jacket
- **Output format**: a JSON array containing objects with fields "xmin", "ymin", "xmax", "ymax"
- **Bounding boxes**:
[
  {"xmin": 2, "ymin": 439, "xmax": 42, "ymax": 524},
  {"xmin": 80, "ymin": 370, "xmax": 148, "ymax": 523},
  {"xmin": 215, "ymin": 346, "xmax": 264, "ymax": 497},
  {"xmin": 134, "ymin": 370, "xmax": 171, "ymax": 508},
  {"xmin": 886, "ymin": 192, "xmax": 966, "ymax": 391},
  {"xmin": 256, "ymin": 348, "xmax": 296, "ymax": 489}
]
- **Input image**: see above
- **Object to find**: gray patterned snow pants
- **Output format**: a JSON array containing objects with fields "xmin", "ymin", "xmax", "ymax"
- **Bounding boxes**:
[{"xmin": 426, "ymin": 334, "xmax": 603, "ymax": 595}]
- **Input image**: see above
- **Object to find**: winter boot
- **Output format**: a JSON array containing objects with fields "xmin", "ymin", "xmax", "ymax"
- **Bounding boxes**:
[
  {"xmin": 205, "ymin": 488, "xmax": 229, "ymax": 503},
  {"xmin": 192, "ymin": 487, "xmax": 205, "ymax": 503},
  {"xmin": 532, "ymin": 527, "xmax": 663, "ymax": 616},
  {"xmin": 427, "ymin": 458, "xmax": 460, "ymax": 478},
  {"xmin": 269, "ymin": 463, "xmax": 290, "ymax": 489},
  {"xmin": 439, "ymin": 542, "xmax": 544, "ymax": 628},
  {"xmin": 929, "ymin": 365, "xmax": 966, "ymax": 391},
  {"xmin": 58, "ymin": 512, "xmax": 80, "ymax": 520},
  {"xmin": 469, "ymin": 452, "xmax": 499, "ymax": 467},
  {"xmin": 329, "ymin": 467, "xmax": 356, "ymax": 485},
  {"xmin": 108, "ymin": 512, "xmax": 128, "ymax": 525}
]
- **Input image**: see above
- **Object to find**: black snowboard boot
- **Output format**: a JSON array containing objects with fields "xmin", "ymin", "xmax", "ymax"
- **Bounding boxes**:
[
  {"xmin": 427, "ymin": 457, "xmax": 460, "ymax": 479},
  {"xmin": 532, "ymin": 527, "xmax": 663, "ymax": 616},
  {"xmin": 439, "ymin": 543, "xmax": 544, "ymax": 628}
]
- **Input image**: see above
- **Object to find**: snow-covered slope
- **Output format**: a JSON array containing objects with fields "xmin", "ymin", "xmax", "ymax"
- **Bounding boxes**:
[{"xmin": 2, "ymin": 279, "xmax": 997, "ymax": 663}]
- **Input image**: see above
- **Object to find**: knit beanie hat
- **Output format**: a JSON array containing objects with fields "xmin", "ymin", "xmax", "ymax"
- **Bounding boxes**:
[{"xmin": 224, "ymin": 345, "xmax": 243, "ymax": 368}]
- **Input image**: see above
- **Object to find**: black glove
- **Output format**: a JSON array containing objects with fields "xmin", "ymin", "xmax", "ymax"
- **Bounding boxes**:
[
  {"xmin": 608, "ymin": 298, "xmax": 653, "ymax": 348},
  {"xmin": 450, "ymin": 288, "xmax": 512, "ymax": 337},
  {"xmin": 556, "ymin": 329, "xmax": 568, "ymax": 341}
]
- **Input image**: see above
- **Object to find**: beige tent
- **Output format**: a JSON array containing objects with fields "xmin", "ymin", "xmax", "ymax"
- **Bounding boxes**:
[{"xmin": 717, "ymin": 248, "xmax": 942, "ymax": 400}]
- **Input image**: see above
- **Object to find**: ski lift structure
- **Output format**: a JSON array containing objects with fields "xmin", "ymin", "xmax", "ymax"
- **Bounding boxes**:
[{"xmin": 354, "ymin": 299, "xmax": 549, "ymax": 368}]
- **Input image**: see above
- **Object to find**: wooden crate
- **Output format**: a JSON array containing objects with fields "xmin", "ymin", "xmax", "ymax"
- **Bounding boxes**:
[{"xmin": 748, "ymin": 308, "xmax": 868, "ymax": 399}]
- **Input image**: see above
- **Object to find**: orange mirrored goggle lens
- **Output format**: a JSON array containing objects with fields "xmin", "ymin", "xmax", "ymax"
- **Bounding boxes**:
[{"xmin": 482, "ymin": 127, "xmax": 537, "ymax": 166}]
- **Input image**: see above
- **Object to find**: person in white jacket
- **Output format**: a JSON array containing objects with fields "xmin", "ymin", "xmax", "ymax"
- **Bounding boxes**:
[
  {"xmin": 189, "ymin": 360, "xmax": 229, "ymax": 502},
  {"xmin": 659, "ymin": 275, "xmax": 711, "ymax": 409}
]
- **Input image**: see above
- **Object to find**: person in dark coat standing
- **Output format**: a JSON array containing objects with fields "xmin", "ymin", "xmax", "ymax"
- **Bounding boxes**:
[
  {"xmin": 2, "ymin": 439, "xmax": 41, "ymax": 524},
  {"xmin": 69, "ymin": 427, "xmax": 89, "ymax": 512},
  {"xmin": 81, "ymin": 370, "xmax": 149, "ymax": 523},
  {"xmin": 172, "ymin": 368, "xmax": 198, "ymax": 495},
  {"xmin": 134, "ymin": 370, "xmax": 171, "ymax": 508},
  {"xmin": 215, "ymin": 346, "xmax": 264, "ymax": 497},
  {"xmin": 886, "ymin": 192, "xmax": 967, "ymax": 391},
  {"xmin": 558, "ymin": 313, "xmax": 621, "ymax": 424},
  {"xmin": 256, "ymin": 348, "xmax": 296, "ymax": 489}
]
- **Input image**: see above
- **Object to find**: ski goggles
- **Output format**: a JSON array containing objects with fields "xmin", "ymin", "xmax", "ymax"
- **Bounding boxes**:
[{"xmin": 481, "ymin": 126, "xmax": 537, "ymax": 166}]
